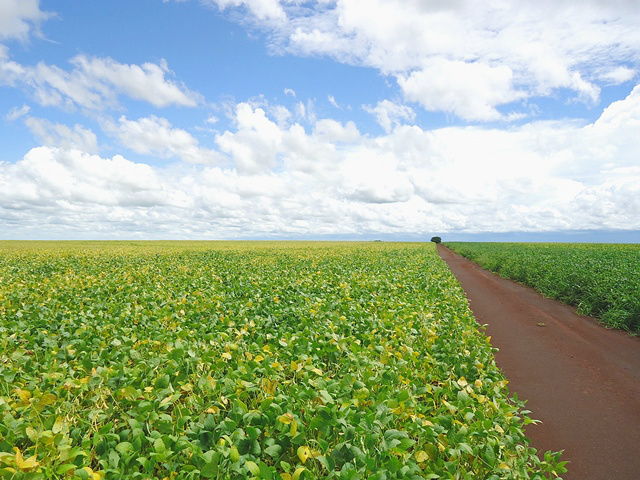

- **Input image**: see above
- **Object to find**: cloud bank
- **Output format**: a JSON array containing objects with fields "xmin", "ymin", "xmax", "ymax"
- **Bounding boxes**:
[{"xmin": 2, "ymin": 86, "xmax": 639, "ymax": 238}]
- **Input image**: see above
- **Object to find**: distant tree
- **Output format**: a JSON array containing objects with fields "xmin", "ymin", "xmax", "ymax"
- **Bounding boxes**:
[{"xmin": 430, "ymin": 236, "xmax": 442, "ymax": 244}]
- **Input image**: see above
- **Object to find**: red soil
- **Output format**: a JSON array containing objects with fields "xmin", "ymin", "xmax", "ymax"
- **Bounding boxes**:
[{"xmin": 438, "ymin": 245, "xmax": 640, "ymax": 480}]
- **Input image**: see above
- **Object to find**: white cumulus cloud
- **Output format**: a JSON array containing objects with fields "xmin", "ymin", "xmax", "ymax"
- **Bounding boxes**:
[
  {"xmin": 364, "ymin": 100, "xmax": 415, "ymax": 133},
  {"xmin": 0, "ymin": 147, "xmax": 173, "ymax": 210},
  {"xmin": 215, "ymin": 102, "xmax": 284, "ymax": 174},
  {"xmin": 203, "ymin": 0, "xmax": 286, "ymax": 21},
  {"xmin": 0, "ymin": 51, "xmax": 200, "ymax": 110},
  {"xmin": 0, "ymin": 0, "xmax": 52, "ymax": 41},
  {"xmin": 397, "ymin": 60, "xmax": 526, "ymax": 122},
  {"xmin": 24, "ymin": 117, "xmax": 99, "ymax": 153},
  {"xmin": 103, "ymin": 115, "xmax": 223, "ymax": 164},
  {"xmin": 599, "ymin": 66, "xmax": 636, "ymax": 85},
  {"xmin": 4, "ymin": 103, "xmax": 30, "ymax": 121},
  {"xmin": 216, "ymin": 0, "xmax": 640, "ymax": 121}
]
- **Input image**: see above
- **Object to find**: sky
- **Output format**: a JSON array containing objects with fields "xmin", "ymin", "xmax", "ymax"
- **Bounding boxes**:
[{"xmin": 1, "ymin": 0, "xmax": 639, "ymax": 241}]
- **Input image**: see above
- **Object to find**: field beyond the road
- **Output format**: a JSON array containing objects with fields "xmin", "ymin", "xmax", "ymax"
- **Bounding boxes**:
[
  {"xmin": 446, "ymin": 242, "xmax": 640, "ymax": 334},
  {"xmin": 0, "ymin": 241, "xmax": 564, "ymax": 479}
]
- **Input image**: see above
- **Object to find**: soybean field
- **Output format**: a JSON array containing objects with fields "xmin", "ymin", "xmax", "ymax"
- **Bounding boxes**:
[{"xmin": 0, "ymin": 242, "xmax": 565, "ymax": 479}]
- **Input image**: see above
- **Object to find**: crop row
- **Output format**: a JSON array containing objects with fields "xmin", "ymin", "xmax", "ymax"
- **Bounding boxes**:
[
  {"xmin": 446, "ymin": 242, "xmax": 640, "ymax": 333},
  {"xmin": 0, "ymin": 242, "xmax": 565, "ymax": 479}
]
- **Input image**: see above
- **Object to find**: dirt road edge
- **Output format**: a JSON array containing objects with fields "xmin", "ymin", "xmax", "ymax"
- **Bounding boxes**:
[{"xmin": 438, "ymin": 245, "xmax": 640, "ymax": 480}]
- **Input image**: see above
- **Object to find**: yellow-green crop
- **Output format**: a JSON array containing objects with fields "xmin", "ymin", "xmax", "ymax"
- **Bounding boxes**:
[{"xmin": 0, "ymin": 241, "xmax": 565, "ymax": 479}]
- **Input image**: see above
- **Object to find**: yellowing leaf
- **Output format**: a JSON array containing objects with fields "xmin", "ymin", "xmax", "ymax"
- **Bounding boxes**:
[
  {"xmin": 278, "ymin": 413, "xmax": 294, "ymax": 424},
  {"xmin": 14, "ymin": 447, "xmax": 40, "ymax": 472},
  {"xmin": 15, "ymin": 388, "xmax": 31, "ymax": 403},
  {"xmin": 13, "ymin": 447, "xmax": 23, "ymax": 465},
  {"xmin": 40, "ymin": 393, "xmax": 57, "ymax": 405},
  {"xmin": 262, "ymin": 378, "xmax": 277, "ymax": 396},
  {"xmin": 79, "ymin": 466, "xmax": 102, "ymax": 480},
  {"xmin": 392, "ymin": 405, "xmax": 404, "ymax": 415},
  {"xmin": 245, "ymin": 460, "xmax": 260, "ymax": 475},
  {"xmin": 25, "ymin": 427, "xmax": 38, "ymax": 442},
  {"xmin": 442, "ymin": 400, "xmax": 457, "ymax": 413},
  {"xmin": 297, "ymin": 446, "xmax": 311, "ymax": 464},
  {"xmin": 292, "ymin": 467, "xmax": 306, "ymax": 480},
  {"xmin": 415, "ymin": 450, "xmax": 429, "ymax": 463},
  {"xmin": 221, "ymin": 352, "xmax": 232, "ymax": 361},
  {"xmin": 229, "ymin": 446, "xmax": 240, "ymax": 462}
]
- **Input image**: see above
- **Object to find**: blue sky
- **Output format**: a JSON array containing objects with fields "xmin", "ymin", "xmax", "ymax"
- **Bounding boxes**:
[{"xmin": 1, "ymin": 0, "xmax": 639, "ymax": 240}]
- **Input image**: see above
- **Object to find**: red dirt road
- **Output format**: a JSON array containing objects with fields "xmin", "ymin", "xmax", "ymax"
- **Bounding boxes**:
[{"xmin": 438, "ymin": 245, "xmax": 640, "ymax": 480}]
